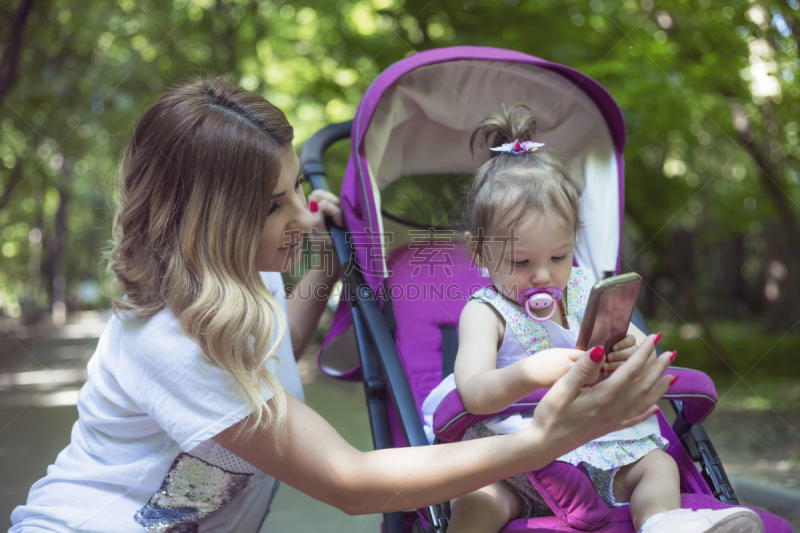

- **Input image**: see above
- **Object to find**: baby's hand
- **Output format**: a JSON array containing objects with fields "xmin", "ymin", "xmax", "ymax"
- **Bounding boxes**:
[{"xmin": 604, "ymin": 334, "xmax": 637, "ymax": 375}]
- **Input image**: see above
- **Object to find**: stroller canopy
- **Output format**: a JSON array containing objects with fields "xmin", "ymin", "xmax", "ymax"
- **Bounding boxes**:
[{"xmin": 343, "ymin": 46, "xmax": 627, "ymax": 292}]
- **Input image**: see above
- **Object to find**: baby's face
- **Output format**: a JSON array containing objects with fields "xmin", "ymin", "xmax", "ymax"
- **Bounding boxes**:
[{"xmin": 479, "ymin": 214, "xmax": 575, "ymax": 302}]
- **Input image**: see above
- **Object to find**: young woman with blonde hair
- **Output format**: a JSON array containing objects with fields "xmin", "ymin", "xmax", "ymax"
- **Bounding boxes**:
[{"xmin": 10, "ymin": 77, "xmax": 674, "ymax": 533}]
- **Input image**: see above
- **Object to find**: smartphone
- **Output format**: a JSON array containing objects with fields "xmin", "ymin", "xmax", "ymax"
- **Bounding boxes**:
[{"xmin": 575, "ymin": 272, "xmax": 642, "ymax": 354}]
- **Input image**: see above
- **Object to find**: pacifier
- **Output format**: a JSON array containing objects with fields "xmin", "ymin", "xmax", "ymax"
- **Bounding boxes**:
[{"xmin": 516, "ymin": 286, "xmax": 563, "ymax": 322}]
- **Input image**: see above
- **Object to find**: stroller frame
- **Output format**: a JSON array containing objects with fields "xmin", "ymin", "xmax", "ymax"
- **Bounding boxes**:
[{"xmin": 300, "ymin": 120, "xmax": 739, "ymax": 533}]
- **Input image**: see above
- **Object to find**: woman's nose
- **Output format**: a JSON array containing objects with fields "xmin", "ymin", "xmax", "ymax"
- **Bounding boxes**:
[{"xmin": 289, "ymin": 202, "xmax": 315, "ymax": 232}]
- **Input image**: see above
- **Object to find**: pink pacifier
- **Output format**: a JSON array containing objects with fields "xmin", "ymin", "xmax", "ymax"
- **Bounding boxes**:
[{"xmin": 516, "ymin": 287, "xmax": 563, "ymax": 322}]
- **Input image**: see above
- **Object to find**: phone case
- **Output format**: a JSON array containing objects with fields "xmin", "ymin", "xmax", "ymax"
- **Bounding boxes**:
[{"xmin": 575, "ymin": 273, "xmax": 642, "ymax": 353}]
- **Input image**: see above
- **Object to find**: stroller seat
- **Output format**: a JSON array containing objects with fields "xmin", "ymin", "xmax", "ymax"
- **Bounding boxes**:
[{"xmin": 384, "ymin": 239, "xmax": 491, "ymax": 432}]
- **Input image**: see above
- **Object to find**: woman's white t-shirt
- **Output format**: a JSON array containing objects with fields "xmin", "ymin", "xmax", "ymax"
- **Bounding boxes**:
[{"xmin": 10, "ymin": 271, "xmax": 303, "ymax": 533}]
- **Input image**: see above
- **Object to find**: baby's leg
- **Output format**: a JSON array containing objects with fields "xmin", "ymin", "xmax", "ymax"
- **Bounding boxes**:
[
  {"xmin": 612, "ymin": 449, "xmax": 681, "ymax": 531},
  {"xmin": 448, "ymin": 481, "xmax": 523, "ymax": 533}
]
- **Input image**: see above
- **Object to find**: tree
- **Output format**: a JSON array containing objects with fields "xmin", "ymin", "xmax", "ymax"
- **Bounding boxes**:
[{"xmin": 0, "ymin": 0, "xmax": 796, "ymax": 353}]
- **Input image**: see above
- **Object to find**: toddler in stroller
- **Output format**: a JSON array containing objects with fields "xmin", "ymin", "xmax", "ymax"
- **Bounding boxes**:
[{"xmin": 422, "ymin": 104, "xmax": 764, "ymax": 533}]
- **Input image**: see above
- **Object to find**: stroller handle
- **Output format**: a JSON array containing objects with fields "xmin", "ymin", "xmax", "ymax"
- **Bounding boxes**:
[
  {"xmin": 300, "ymin": 119, "xmax": 448, "ymax": 531},
  {"xmin": 300, "ymin": 120, "xmax": 353, "ymax": 267},
  {"xmin": 300, "ymin": 120, "xmax": 353, "ymax": 192}
]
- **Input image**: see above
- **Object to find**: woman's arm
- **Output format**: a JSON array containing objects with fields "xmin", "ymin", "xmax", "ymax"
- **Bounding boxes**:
[
  {"xmin": 286, "ymin": 253, "xmax": 338, "ymax": 358},
  {"xmin": 214, "ymin": 336, "xmax": 673, "ymax": 515},
  {"xmin": 216, "ymin": 392, "xmax": 545, "ymax": 515},
  {"xmin": 454, "ymin": 300, "xmax": 585, "ymax": 415},
  {"xmin": 286, "ymin": 190, "xmax": 342, "ymax": 359}
]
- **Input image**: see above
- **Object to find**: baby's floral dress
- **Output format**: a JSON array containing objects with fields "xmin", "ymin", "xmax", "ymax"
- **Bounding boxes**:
[{"xmin": 462, "ymin": 267, "xmax": 669, "ymax": 517}]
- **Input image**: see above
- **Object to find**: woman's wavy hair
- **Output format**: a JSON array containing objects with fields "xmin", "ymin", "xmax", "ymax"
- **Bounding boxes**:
[
  {"xmin": 464, "ymin": 104, "xmax": 583, "ymax": 257},
  {"xmin": 108, "ymin": 77, "xmax": 293, "ymax": 434}
]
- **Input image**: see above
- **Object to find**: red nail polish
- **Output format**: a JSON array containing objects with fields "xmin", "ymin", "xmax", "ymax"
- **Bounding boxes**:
[
  {"xmin": 309, "ymin": 200, "xmax": 318, "ymax": 212},
  {"xmin": 654, "ymin": 406, "xmax": 661, "ymax": 414},
  {"xmin": 670, "ymin": 375, "xmax": 680, "ymax": 386},
  {"xmin": 669, "ymin": 351, "xmax": 677, "ymax": 364},
  {"xmin": 590, "ymin": 346, "xmax": 605, "ymax": 362},
  {"xmin": 654, "ymin": 332, "xmax": 662, "ymax": 345}
]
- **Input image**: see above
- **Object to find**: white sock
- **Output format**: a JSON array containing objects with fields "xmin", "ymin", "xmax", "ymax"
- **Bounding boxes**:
[{"xmin": 639, "ymin": 512, "xmax": 667, "ymax": 532}]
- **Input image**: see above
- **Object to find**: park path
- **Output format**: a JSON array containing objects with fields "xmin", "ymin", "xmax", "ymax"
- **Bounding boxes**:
[{"xmin": 0, "ymin": 313, "xmax": 376, "ymax": 532}]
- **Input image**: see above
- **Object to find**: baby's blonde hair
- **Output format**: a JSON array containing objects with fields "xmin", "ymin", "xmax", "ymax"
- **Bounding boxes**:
[
  {"xmin": 465, "ymin": 104, "xmax": 583, "ymax": 257},
  {"xmin": 108, "ymin": 77, "xmax": 292, "ymax": 434}
]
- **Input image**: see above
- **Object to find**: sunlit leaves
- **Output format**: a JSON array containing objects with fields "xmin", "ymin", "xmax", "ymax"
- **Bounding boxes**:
[{"xmin": 0, "ymin": 0, "xmax": 798, "ymax": 320}]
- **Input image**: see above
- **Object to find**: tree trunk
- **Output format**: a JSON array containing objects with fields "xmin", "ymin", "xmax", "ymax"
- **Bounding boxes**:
[
  {"xmin": 730, "ymin": 103, "xmax": 800, "ymax": 333},
  {"xmin": 664, "ymin": 235, "xmax": 730, "ymax": 371},
  {"xmin": 763, "ymin": 220, "xmax": 797, "ymax": 333},
  {"xmin": 0, "ymin": 0, "xmax": 36, "ymax": 113},
  {"xmin": 781, "ymin": 1, "xmax": 800, "ymax": 54},
  {"xmin": 43, "ymin": 182, "xmax": 68, "ymax": 324},
  {"xmin": 731, "ymin": 104, "xmax": 800, "ymax": 259},
  {"xmin": 0, "ymin": 159, "xmax": 25, "ymax": 215}
]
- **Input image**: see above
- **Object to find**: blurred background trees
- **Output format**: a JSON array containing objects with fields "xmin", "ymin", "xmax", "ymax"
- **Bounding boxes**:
[{"xmin": 0, "ymin": 0, "xmax": 798, "ymax": 375}]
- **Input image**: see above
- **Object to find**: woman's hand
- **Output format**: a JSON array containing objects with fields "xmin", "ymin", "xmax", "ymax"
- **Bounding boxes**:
[
  {"xmin": 308, "ymin": 189, "xmax": 343, "ymax": 233},
  {"xmin": 305, "ymin": 189, "xmax": 342, "ymax": 278},
  {"xmin": 525, "ymin": 336, "xmax": 673, "ymax": 464},
  {"xmin": 604, "ymin": 333, "xmax": 638, "ymax": 375}
]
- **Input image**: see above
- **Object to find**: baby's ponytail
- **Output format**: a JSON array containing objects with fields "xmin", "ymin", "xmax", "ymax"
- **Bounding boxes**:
[{"xmin": 470, "ymin": 104, "xmax": 538, "ymax": 161}]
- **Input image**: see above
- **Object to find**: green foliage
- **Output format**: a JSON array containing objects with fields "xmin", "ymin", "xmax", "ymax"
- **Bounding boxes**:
[
  {"xmin": 382, "ymin": 173, "xmax": 472, "ymax": 227},
  {"xmin": 0, "ymin": 0, "xmax": 798, "ymax": 332},
  {"xmin": 662, "ymin": 320, "xmax": 800, "ymax": 379}
]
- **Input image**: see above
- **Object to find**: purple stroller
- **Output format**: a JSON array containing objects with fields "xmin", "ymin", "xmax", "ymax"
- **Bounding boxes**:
[{"xmin": 300, "ymin": 46, "xmax": 792, "ymax": 533}]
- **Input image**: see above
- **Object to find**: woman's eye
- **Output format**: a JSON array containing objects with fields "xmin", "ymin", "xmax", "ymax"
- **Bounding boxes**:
[
  {"xmin": 552, "ymin": 255, "xmax": 567, "ymax": 262},
  {"xmin": 267, "ymin": 202, "xmax": 281, "ymax": 216},
  {"xmin": 295, "ymin": 172, "xmax": 311, "ymax": 189},
  {"xmin": 511, "ymin": 259, "xmax": 529, "ymax": 266}
]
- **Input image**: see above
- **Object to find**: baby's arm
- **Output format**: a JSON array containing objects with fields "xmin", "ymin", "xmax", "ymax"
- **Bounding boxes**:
[{"xmin": 454, "ymin": 300, "xmax": 584, "ymax": 415}]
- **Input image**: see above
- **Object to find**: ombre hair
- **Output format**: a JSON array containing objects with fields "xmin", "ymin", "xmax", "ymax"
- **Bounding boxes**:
[
  {"xmin": 108, "ymin": 77, "xmax": 293, "ymax": 433},
  {"xmin": 465, "ymin": 104, "xmax": 583, "ymax": 256}
]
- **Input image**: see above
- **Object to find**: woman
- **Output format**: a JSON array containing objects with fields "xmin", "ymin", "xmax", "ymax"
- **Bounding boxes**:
[{"xmin": 10, "ymin": 77, "xmax": 672, "ymax": 533}]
